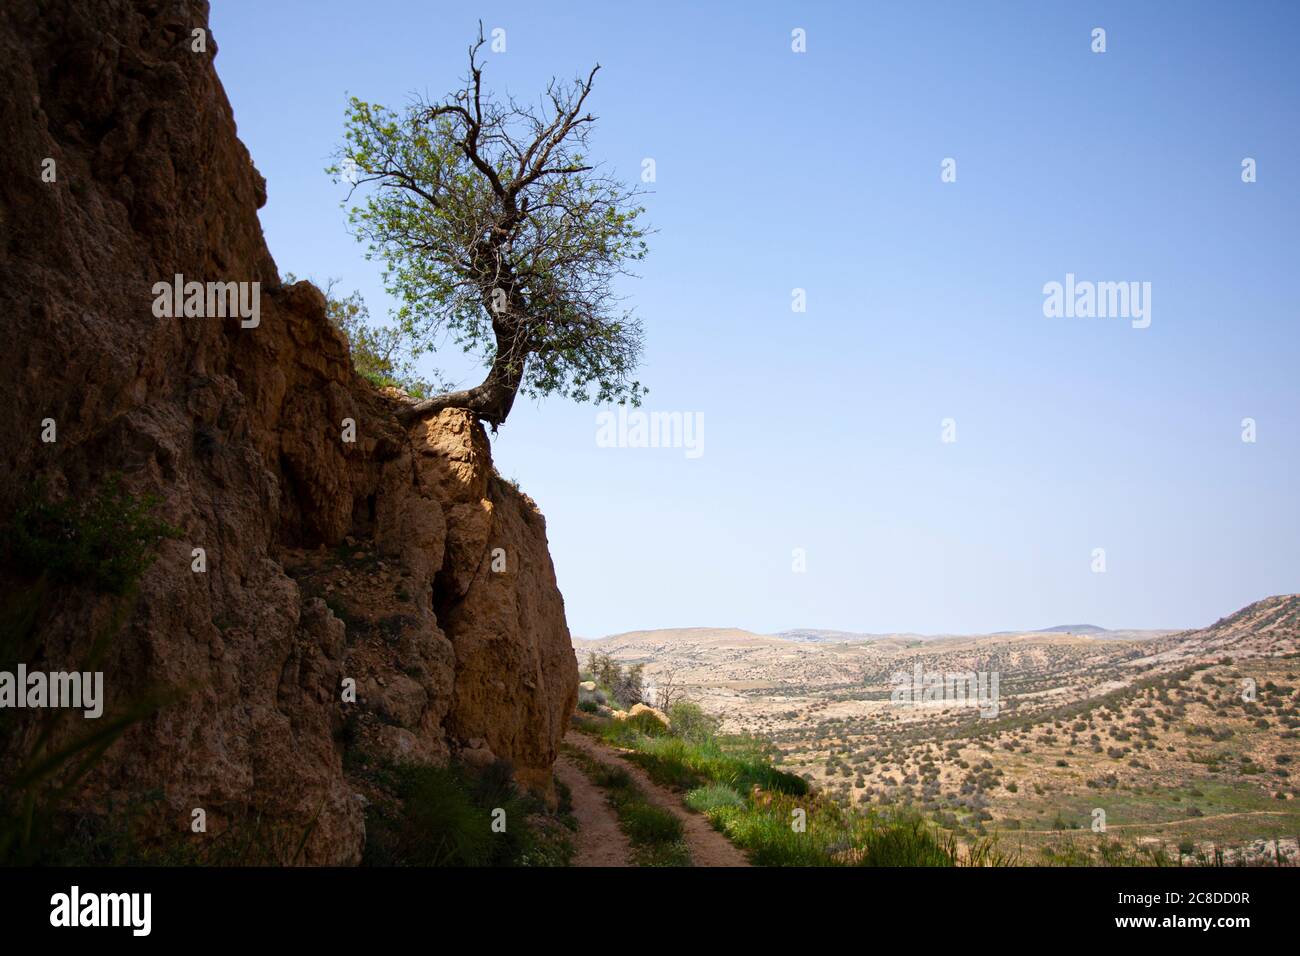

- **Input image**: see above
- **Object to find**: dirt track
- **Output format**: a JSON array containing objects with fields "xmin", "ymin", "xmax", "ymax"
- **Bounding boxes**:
[
  {"xmin": 562, "ymin": 731, "xmax": 751, "ymax": 867},
  {"xmin": 554, "ymin": 750, "xmax": 633, "ymax": 866}
]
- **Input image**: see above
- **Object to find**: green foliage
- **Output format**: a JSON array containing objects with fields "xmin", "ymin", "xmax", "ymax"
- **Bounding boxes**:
[
  {"xmin": 563, "ymin": 745, "xmax": 689, "ymax": 867},
  {"xmin": 1, "ymin": 485, "xmax": 181, "ymax": 864},
  {"xmin": 619, "ymin": 802, "xmax": 684, "ymax": 847},
  {"xmin": 0, "ymin": 581, "xmax": 177, "ymax": 865},
  {"xmin": 668, "ymin": 700, "xmax": 722, "ymax": 742},
  {"xmin": 362, "ymin": 760, "xmax": 571, "ymax": 867},
  {"xmin": 626, "ymin": 709, "xmax": 669, "ymax": 737},
  {"xmin": 328, "ymin": 36, "xmax": 649, "ymax": 415},
  {"xmin": 1039, "ymin": 836, "xmax": 1177, "ymax": 867},
  {"xmin": 322, "ymin": 281, "xmax": 445, "ymax": 398},
  {"xmin": 575, "ymin": 702, "xmax": 1009, "ymax": 867},
  {"xmin": 287, "ymin": 274, "xmax": 443, "ymax": 399},
  {"xmin": 685, "ymin": 784, "xmax": 746, "ymax": 814},
  {"xmin": 5, "ymin": 475, "xmax": 179, "ymax": 595},
  {"xmin": 42, "ymin": 790, "xmax": 324, "ymax": 866},
  {"xmin": 705, "ymin": 792, "xmax": 994, "ymax": 867},
  {"xmin": 594, "ymin": 717, "xmax": 809, "ymax": 797},
  {"xmin": 583, "ymin": 651, "xmax": 643, "ymax": 708}
]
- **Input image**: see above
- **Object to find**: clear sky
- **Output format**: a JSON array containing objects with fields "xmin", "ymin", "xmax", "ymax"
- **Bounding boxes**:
[{"xmin": 210, "ymin": 1, "xmax": 1299, "ymax": 637}]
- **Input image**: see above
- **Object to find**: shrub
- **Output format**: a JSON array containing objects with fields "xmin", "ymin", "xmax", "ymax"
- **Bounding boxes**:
[
  {"xmin": 362, "ymin": 760, "xmax": 568, "ymax": 867},
  {"xmin": 668, "ymin": 700, "xmax": 721, "ymax": 742},
  {"xmin": 0, "ymin": 499, "xmax": 180, "ymax": 865},
  {"xmin": 297, "ymin": 275, "xmax": 438, "ymax": 398},
  {"xmin": 6, "ymin": 475, "xmax": 180, "ymax": 594},
  {"xmin": 364, "ymin": 764, "xmax": 501, "ymax": 866}
]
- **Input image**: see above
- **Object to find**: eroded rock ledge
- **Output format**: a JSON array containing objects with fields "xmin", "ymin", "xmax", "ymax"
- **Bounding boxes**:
[{"xmin": 0, "ymin": 0, "xmax": 576, "ymax": 863}]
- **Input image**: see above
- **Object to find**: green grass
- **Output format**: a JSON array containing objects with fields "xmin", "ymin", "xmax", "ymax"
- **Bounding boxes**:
[
  {"xmin": 685, "ymin": 784, "xmax": 746, "ymax": 814},
  {"xmin": 621, "ymin": 802, "xmax": 684, "ymax": 846},
  {"xmin": 564, "ymin": 745, "xmax": 691, "ymax": 866},
  {"xmin": 573, "ymin": 712, "xmax": 1010, "ymax": 867},
  {"xmin": 40, "ymin": 790, "xmax": 326, "ymax": 866},
  {"xmin": 704, "ymin": 788, "xmax": 992, "ymax": 867},
  {"xmin": 1030, "ymin": 832, "xmax": 1295, "ymax": 867},
  {"xmin": 586, "ymin": 715, "xmax": 809, "ymax": 797},
  {"xmin": 362, "ymin": 759, "xmax": 573, "ymax": 867}
]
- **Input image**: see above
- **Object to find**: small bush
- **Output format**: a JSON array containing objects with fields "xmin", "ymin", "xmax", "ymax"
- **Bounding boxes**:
[
  {"xmin": 669, "ymin": 701, "xmax": 721, "ymax": 742},
  {"xmin": 362, "ymin": 760, "xmax": 568, "ymax": 867},
  {"xmin": 364, "ymin": 764, "xmax": 501, "ymax": 866},
  {"xmin": 6, "ymin": 475, "xmax": 180, "ymax": 594},
  {"xmin": 589, "ymin": 761, "xmax": 634, "ymax": 790}
]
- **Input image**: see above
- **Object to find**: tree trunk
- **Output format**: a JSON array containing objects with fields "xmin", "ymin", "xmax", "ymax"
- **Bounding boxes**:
[{"xmin": 394, "ymin": 347, "xmax": 523, "ymax": 429}]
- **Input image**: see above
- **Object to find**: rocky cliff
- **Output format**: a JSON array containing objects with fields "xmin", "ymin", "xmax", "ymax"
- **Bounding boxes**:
[{"xmin": 0, "ymin": 0, "xmax": 577, "ymax": 863}]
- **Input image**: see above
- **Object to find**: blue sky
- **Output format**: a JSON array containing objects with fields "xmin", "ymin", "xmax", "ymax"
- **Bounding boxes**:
[{"xmin": 211, "ymin": 1, "xmax": 1299, "ymax": 637}]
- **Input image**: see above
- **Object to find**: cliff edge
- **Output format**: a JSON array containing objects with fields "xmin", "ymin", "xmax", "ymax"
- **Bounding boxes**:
[{"xmin": 0, "ymin": 0, "xmax": 577, "ymax": 863}]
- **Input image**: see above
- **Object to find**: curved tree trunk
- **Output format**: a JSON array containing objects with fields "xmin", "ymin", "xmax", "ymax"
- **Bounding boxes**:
[
  {"xmin": 394, "ymin": 348, "xmax": 523, "ymax": 430},
  {"xmin": 396, "ymin": 245, "xmax": 530, "ymax": 430}
]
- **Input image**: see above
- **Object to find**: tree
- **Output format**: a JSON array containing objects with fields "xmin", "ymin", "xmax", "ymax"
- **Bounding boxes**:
[
  {"xmin": 652, "ymin": 665, "xmax": 686, "ymax": 712},
  {"xmin": 618, "ymin": 663, "xmax": 646, "ymax": 707},
  {"xmin": 585, "ymin": 651, "xmax": 619, "ymax": 691},
  {"xmin": 331, "ymin": 26, "xmax": 649, "ymax": 429}
]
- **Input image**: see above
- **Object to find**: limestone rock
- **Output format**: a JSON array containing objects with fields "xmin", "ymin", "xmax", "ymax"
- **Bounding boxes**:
[{"xmin": 628, "ymin": 703, "xmax": 672, "ymax": 729}]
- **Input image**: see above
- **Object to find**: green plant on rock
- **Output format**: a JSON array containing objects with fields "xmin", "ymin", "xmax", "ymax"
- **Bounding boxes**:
[{"xmin": 5, "ymin": 474, "xmax": 180, "ymax": 595}]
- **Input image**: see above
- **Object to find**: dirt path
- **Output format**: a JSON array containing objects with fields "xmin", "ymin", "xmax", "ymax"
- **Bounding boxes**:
[
  {"xmin": 564, "ymin": 731, "xmax": 751, "ymax": 867},
  {"xmin": 554, "ymin": 751, "xmax": 633, "ymax": 867}
]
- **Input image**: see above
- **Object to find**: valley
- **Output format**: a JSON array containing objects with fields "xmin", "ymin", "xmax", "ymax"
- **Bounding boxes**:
[{"xmin": 575, "ymin": 595, "xmax": 1300, "ymax": 863}]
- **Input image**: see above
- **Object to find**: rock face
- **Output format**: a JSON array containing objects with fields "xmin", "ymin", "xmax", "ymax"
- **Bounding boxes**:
[{"xmin": 0, "ymin": 0, "xmax": 576, "ymax": 863}]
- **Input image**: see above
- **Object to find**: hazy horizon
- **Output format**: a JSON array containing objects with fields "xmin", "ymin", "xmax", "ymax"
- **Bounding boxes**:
[
  {"xmin": 574, "ymin": 616, "xmax": 1192, "ymax": 642},
  {"xmin": 573, "ymin": 590, "xmax": 1293, "ymax": 639}
]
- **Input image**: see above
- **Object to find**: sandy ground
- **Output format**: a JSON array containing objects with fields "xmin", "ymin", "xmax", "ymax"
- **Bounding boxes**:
[{"xmin": 554, "ymin": 751, "xmax": 633, "ymax": 867}]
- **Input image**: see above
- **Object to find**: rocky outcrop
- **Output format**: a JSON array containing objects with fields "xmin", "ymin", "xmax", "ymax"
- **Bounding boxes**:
[{"xmin": 0, "ymin": 0, "xmax": 576, "ymax": 863}]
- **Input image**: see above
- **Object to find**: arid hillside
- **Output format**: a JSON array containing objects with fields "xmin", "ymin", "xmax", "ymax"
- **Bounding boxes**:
[{"xmin": 577, "ymin": 596, "xmax": 1300, "ymax": 862}]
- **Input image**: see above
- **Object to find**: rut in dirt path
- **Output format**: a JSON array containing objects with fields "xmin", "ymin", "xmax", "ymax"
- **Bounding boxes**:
[
  {"xmin": 554, "ymin": 752, "xmax": 633, "ymax": 867},
  {"xmin": 564, "ymin": 730, "xmax": 752, "ymax": 867}
]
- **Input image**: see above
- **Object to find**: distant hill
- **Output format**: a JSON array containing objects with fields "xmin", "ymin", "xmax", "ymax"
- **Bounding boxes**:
[
  {"xmin": 775, "ymin": 628, "xmax": 926, "ymax": 644},
  {"xmin": 1133, "ymin": 593, "xmax": 1300, "ymax": 663},
  {"xmin": 573, "ymin": 627, "xmax": 785, "ymax": 654},
  {"xmin": 573, "ymin": 603, "xmax": 1300, "ymax": 655},
  {"xmin": 575, "ymin": 623, "xmax": 1166, "ymax": 649}
]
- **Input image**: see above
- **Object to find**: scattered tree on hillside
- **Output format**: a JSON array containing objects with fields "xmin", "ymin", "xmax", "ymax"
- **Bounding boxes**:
[
  {"xmin": 652, "ymin": 665, "xmax": 686, "ymax": 712},
  {"xmin": 584, "ymin": 651, "xmax": 645, "ymax": 708}
]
